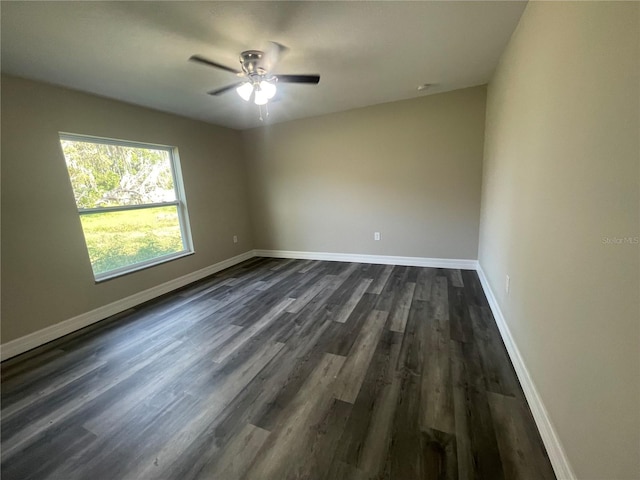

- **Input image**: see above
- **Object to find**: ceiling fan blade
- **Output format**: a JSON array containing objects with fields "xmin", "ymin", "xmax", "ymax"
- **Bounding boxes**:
[
  {"xmin": 262, "ymin": 41, "xmax": 289, "ymax": 71},
  {"xmin": 269, "ymin": 41, "xmax": 289, "ymax": 56},
  {"xmin": 277, "ymin": 74, "xmax": 320, "ymax": 84},
  {"xmin": 207, "ymin": 82, "xmax": 245, "ymax": 96},
  {"xmin": 189, "ymin": 55, "xmax": 241, "ymax": 75}
]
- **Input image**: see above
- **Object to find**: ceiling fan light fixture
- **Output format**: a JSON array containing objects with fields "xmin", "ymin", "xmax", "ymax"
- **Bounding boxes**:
[
  {"xmin": 236, "ymin": 82, "xmax": 253, "ymax": 101},
  {"xmin": 260, "ymin": 80, "xmax": 277, "ymax": 100},
  {"xmin": 254, "ymin": 87, "xmax": 269, "ymax": 105}
]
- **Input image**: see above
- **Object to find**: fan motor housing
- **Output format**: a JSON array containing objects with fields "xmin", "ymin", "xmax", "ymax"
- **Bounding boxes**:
[{"xmin": 240, "ymin": 50, "xmax": 266, "ymax": 75}]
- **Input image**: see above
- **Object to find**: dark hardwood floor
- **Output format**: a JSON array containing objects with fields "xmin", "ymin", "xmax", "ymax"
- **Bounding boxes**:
[{"xmin": 1, "ymin": 258, "xmax": 556, "ymax": 480}]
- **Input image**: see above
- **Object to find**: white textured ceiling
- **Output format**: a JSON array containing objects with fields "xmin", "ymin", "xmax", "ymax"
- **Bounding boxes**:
[{"xmin": 1, "ymin": 1, "xmax": 526, "ymax": 130}]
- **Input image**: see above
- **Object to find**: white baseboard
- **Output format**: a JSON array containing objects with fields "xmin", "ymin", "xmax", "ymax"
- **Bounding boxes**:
[
  {"xmin": 254, "ymin": 249, "xmax": 479, "ymax": 270},
  {"xmin": 476, "ymin": 265, "xmax": 576, "ymax": 480},
  {"xmin": 0, "ymin": 250, "xmax": 254, "ymax": 361}
]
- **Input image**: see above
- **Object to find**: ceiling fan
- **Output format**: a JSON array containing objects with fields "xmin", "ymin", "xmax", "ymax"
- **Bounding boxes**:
[{"xmin": 189, "ymin": 42, "xmax": 320, "ymax": 117}]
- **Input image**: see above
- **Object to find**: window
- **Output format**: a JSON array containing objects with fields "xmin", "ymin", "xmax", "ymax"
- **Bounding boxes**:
[{"xmin": 59, "ymin": 133, "xmax": 193, "ymax": 281}]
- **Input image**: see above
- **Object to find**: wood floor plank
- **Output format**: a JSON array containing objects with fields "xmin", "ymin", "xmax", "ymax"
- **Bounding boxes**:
[
  {"xmin": 285, "ymin": 273, "xmax": 335, "ymax": 313},
  {"xmin": 396, "ymin": 298, "xmax": 426, "ymax": 376},
  {"xmin": 461, "ymin": 269, "xmax": 489, "ymax": 307},
  {"xmin": 268, "ymin": 257, "xmax": 296, "ymax": 271},
  {"xmin": 367, "ymin": 264, "xmax": 394, "ymax": 294},
  {"xmin": 448, "ymin": 284, "xmax": 474, "ymax": 343},
  {"xmin": 289, "ymin": 398, "xmax": 353, "ymax": 480},
  {"xmin": 420, "ymin": 301, "xmax": 455, "ymax": 435},
  {"xmin": 195, "ymin": 423, "xmax": 271, "ymax": 480},
  {"xmin": 1, "ymin": 339, "xmax": 184, "ymax": 462},
  {"xmin": 84, "ymin": 324, "xmax": 243, "ymax": 436},
  {"xmin": 211, "ymin": 297, "xmax": 294, "ymax": 362},
  {"xmin": 49, "ymin": 392, "xmax": 201, "ymax": 480},
  {"xmin": 414, "ymin": 266, "xmax": 437, "ymax": 301},
  {"xmin": 0, "ymin": 424, "xmax": 97, "ymax": 480},
  {"xmin": 298, "ymin": 259, "xmax": 320, "ymax": 273},
  {"xmin": 335, "ymin": 329, "xmax": 403, "ymax": 476},
  {"xmin": 153, "ymin": 344, "xmax": 306, "ymax": 478},
  {"xmin": 451, "ymin": 340, "xmax": 474, "ymax": 478},
  {"xmin": 1, "ymin": 347, "xmax": 68, "ymax": 384},
  {"xmin": 243, "ymin": 353, "xmax": 346, "ymax": 480},
  {"xmin": 422, "ymin": 427, "xmax": 458, "ymax": 480},
  {"xmin": 452, "ymin": 339, "xmax": 507, "ymax": 479},
  {"xmin": 334, "ymin": 310, "xmax": 389, "ymax": 403},
  {"xmin": 487, "ymin": 392, "xmax": 556, "ymax": 480},
  {"xmin": 323, "ymin": 460, "xmax": 370, "ymax": 480},
  {"xmin": 323, "ymin": 293, "xmax": 378, "ymax": 357},
  {"xmin": 446, "ymin": 268, "xmax": 464, "ymax": 288},
  {"xmin": 431, "ymin": 275, "xmax": 449, "ymax": 322},
  {"xmin": 250, "ymin": 325, "xmax": 337, "ymax": 431},
  {"xmin": 258, "ymin": 261, "xmax": 298, "ymax": 291},
  {"xmin": 374, "ymin": 265, "xmax": 410, "ymax": 312},
  {"xmin": 57, "ymin": 332, "xmax": 276, "ymax": 479},
  {"xmin": 469, "ymin": 305, "xmax": 520, "ymax": 396},
  {"xmin": 1, "ymin": 359, "xmax": 108, "ymax": 421},
  {"xmin": 334, "ymin": 278, "xmax": 373, "ymax": 323},
  {"xmin": 379, "ymin": 295, "xmax": 427, "ymax": 479},
  {"xmin": 0, "ymin": 258, "xmax": 555, "ymax": 480},
  {"xmin": 223, "ymin": 316, "xmax": 335, "ymax": 437},
  {"xmin": 124, "ymin": 341, "xmax": 286, "ymax": 479},
  {"xmin": 388, "ymin": 281, "xmax": 416, "ymax": 333},
  {"xmin": 322, "ymin": 269, "xmax": 371, "ymax": 322}
]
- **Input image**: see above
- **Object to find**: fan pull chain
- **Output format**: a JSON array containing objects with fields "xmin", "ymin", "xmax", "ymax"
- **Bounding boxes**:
[{"xmin": 258, "ymin": 103, "xmax": 270, "ymax": 122}]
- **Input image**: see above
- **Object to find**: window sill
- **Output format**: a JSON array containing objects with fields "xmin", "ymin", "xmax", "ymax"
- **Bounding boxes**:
[{"xmin": 94, "ymin": 250, "xmax": 195, "ymax": 283}]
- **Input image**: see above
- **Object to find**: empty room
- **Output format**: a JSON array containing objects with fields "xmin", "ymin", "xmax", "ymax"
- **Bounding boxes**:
[{"xmin": 1, "ymin": 1, "xmax": 638, "ymax": 479}]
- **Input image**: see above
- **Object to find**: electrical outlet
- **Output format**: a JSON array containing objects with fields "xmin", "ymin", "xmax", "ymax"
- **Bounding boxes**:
[
  {"xmin": 505, "ymin": 275, "xmax": 510, "ymax": 294},
  {"xmin": 374, "ymin": 232, "xmax": 381, "ymax": 241},
  {"xmin": 233, "ymin": 235, "xmax": 238, "ymax": 244}
]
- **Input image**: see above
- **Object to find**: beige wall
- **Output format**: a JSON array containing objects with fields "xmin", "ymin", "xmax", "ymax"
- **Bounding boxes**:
[
  {"xmin": 1, "ymin": 75, "xmax": 253, "ymax": 343},
  {"xmin": 243, "ymin": 86, "xmax": 486, "ymax": 259},
  {"xmin": 479, "ymin": 2, "xmax": 639, "ymax": 479}
]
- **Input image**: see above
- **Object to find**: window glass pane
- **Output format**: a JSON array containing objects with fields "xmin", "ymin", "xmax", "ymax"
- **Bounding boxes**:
[
  {"xmin": 80, "ymin": 206, "xmax": 185, "ymax": 276},
  {"xmin": 60, "ymin": 140, "xmax": 176, "ymax": 208}
]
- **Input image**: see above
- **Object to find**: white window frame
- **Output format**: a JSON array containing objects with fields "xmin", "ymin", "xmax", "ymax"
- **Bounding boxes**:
[{"xmin": 59, "ymin": 133, "xmax": 194, "ymax": 282}]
